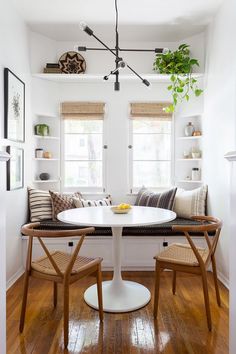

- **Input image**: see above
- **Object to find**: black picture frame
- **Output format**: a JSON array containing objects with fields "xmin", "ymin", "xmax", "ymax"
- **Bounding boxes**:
[
  {"xmin": 6, "ymin": 146, "xmax": 24, "ymax": 190},
  {"xmin": 4, "ymin": 68, "xmax": 25, "ymax": 142}
]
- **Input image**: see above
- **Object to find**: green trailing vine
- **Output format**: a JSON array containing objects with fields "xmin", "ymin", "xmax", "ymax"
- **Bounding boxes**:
[{"xmin": 153, "ymin": 44, "xmax": 203, "ymax": 113}]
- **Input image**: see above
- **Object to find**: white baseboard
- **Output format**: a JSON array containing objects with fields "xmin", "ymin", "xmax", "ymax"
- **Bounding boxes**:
[
  {"xmin": 217, "ymin": 270, "xmax": 229, "ymax": 289},
  {"xmin": 6, "ymin": 267, "xmax": 24, "ymax": 291}
]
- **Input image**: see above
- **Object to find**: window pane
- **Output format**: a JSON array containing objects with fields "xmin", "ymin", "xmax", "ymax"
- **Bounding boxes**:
[
  {"xmin": 133, "ymin": 120, "xmax": 171, "ymax": 134},
  {"xmin": 65, "ymin": 120, "xmax": 102, "ymax": 133},
  {"xmin": 133, "ymin": 134, "xmax": 171, "ymax": 160},
  {"xmin": 133, "ymin": 161, "xmax": 171, "ymax": 188},
  {"xmin": 65, "ymin": 134, "xmax": 102, "ymax": 160},
  {"xmin": 65, "ymin": 161, "xmax": 102, "ymax": 187}
]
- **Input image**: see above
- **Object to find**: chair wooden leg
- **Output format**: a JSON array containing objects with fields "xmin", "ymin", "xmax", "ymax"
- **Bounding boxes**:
[
  {"xmin": 211, "ymin": 255, "xmax": 221, "ymax": 307},
  {"xmin": 154, "ymin": 261, "xmax": 161, "ymax": 319},
  {"xmin": 19, "ymin": 271, "xmax": 30, "ymax": 332},
  {"xmin": 201, "ymin": 269, "xmax": 212, "ymax": 331},
  {"xmin": 172, "ymin": 270, "xmax": 176, "ymax": 295},
  {"xmin": 96, "ymin": 263, "xmax": 103, "ymax": 321},
  {"xmin": 63, "ymin": 281, "xmax": 69, "ymax": 348},
  {"xmin": 53, "ymin": 282, "xmax": 58, "ymax": 308}
]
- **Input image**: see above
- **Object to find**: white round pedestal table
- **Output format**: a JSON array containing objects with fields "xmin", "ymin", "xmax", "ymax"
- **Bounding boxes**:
[{"xmin": 58, "ymin": 206, "xmax": 176, "ymax": 313}]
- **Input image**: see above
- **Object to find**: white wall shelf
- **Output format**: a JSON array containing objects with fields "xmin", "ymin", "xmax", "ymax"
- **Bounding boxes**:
[
  {"xmin": 177, "ymin": 158, "xmax": 202, "ymax": 161},
  {"xmin": 33, "ymin": 179, "xmax": 60, "ymax": 183},
  {"xmin": 36, "ymin": 113, "xmax": 58, "ymax": 119},
  {"xmin": 34, "ymin": 158, "xmax": 59, "ymax": 161},
  {"xmin": 34, "ymin": 135, "xmax": 59, "ymax": 140},
  {"xmin": 177, "ymin": 136, "xmax": 202, "ymax": 140},
  {"xmin": 32, "ymin": 73, "xmax": 204, "ymax": 84},
  {"xmin": 178, "ymin": 180, "xmax": 203, "ymax": 184}
]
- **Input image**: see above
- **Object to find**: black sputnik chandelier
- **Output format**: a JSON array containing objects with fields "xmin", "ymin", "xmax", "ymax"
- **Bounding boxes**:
[{"xmin": 79, "ymin": 0, "xmax": 166, "ymax": 91}]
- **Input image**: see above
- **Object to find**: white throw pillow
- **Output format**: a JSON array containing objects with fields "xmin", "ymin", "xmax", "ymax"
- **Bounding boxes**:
[
  {"xmin": 73, "ymin": 196, "xmax": 112, "ymax": 208},
  {"xmin": 173, "ymin": 185, "xmax": 208, "ymax": 218}
]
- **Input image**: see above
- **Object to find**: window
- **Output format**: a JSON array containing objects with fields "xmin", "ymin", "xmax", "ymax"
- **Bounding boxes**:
[
  {"xmin": 129, "ymin": 103, "xmax": 173, "ymax": 191},
  {"xmin": 61, "ymin": 101, "xmax": 105, "ymax": 192},
  {"xmin": 63, "ymin": 119, "xmax": 104, "ymax": 191}
]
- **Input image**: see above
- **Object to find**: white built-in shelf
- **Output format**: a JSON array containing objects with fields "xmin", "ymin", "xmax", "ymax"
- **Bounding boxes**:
[
  {"xmin": 34, "ymin": 135, "xmax": 60, "ymax": 140},
  {"xmin": 177, "ymin": 158, "xmax": 202, "ymax": 161},
  {"xmin": 33, "ymin": 179, "xmax": 60, "ymax": 183},
  {"xmin": 178, "ymin": 180, "xmax": 203, "ymax": 184},
  {"xmin": 32, "ymin": 73, "xmax": 204, "ymax": 84},
  {"xmin": 36, "ymin": 113, "xmax": 58, "ymax": 119},
  {"xmin": 34, "ymin": 158, "xmax": 59, "ymax": 161},
  {"xmin": 177, "ymin": 136, "xmax": 202, "ymax": 140}
]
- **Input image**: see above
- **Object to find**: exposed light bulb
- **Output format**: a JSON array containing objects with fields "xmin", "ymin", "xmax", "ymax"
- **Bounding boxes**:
[
  {"xmin": 163, "ymin": 48, "xmax": 169, "ymax": 54},
  {"xmin": 79, "ymin": 22, "xmax": 87, "ymax": 31}
]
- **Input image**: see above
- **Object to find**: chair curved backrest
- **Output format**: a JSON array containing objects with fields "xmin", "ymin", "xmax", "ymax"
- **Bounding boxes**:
[
  {"xmin": 172, "ymin": 216, "xmax": 222, "ymax": 268},
  {"xmin": 21, "ymin": 223, "xmax": 95, "ymax": 279}
]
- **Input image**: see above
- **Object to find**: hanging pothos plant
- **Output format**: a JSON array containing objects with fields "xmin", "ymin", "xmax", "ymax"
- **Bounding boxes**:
[{"xmin": 153, "ymin": 44, "xmax": 203, "ymax": 113}]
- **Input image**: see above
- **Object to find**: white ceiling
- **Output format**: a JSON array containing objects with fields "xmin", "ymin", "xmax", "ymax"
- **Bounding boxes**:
[{"xmin": 11, "ymin": 0, "xmax": 223, "ymax": 42}]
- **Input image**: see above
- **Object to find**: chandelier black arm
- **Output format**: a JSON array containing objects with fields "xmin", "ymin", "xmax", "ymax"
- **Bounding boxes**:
[
  {"xmin": 78, "ymin": 47, "xmax": 164, "ymax": 53},
  {"xmin": 126, "ymin": 64, "xmax": 150, "ymax": 86}
]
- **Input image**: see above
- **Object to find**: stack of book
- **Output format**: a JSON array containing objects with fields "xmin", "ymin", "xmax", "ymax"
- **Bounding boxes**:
[{"xmin": 43, "ymin": 63, "xmax": 61, "ymax": 74}]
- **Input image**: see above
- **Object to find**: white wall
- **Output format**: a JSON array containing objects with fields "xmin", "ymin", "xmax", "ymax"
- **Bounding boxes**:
[
  {"xmin": 203, "ymin": 1, "xmax": 236, "ymax": 287},
  {"xmin": 0, "ymin": 2, "xmax": 32, "ymax": 286}
]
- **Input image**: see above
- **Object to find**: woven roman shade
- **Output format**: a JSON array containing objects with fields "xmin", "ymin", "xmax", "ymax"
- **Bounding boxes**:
[
  {"xmin": 61, "ymin": 102, "xmax": 105, "ymax": 119},
  {"xmin": 130, "ymin": 102, "xmax": 172, "ymax": 120}
]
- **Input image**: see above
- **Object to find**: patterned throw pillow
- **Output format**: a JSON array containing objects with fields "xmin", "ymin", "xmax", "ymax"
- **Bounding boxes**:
[
  {"xmin": 135, "ymin": 187, "xmax": 177, "ymax": 210},
  {"xmin": 73, "ymin": 196, "xmax": 112, "ymax": 208},
  {"xmin": 49, "ymin": 191, "xmax": 82, "ymax": 220},
  {"xmin": 28, "ymin": 188, "xmax": 53, "ymax": 222},
  {"xmin": 173, "ymin": 185, "xmax": 208, "ymax": 218}
]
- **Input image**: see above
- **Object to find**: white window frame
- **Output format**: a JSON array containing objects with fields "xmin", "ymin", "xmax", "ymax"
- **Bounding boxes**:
[
  {"xmin": 61, "ymin": 116, "xmax": 107, "ymax": 194},
  {"xmin": 128, "ymin": 117, "xmax": 175, "ymax": 194}
]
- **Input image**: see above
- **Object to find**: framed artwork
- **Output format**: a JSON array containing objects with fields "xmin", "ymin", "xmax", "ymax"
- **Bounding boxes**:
[
  {"xmin": 6, "ymin": 146, "xmax": 24, "ymax": 190},
  {"xmin": 4, "ymin": 68, "xmax": 25, "ymax": 142}
]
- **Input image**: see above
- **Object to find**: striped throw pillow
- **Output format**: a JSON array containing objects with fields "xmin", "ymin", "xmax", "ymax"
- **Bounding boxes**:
[
  {"xmin": 73, "ymin": 196, "xmax": 112, "ymax": 208},
  {"xmin": 173, "ymin": 185, "xmax": 208, "ymax": 218},
  {"xmin": 135, "ymin": 188, "xmax": 177, "ymax": 210},
  {"xmin": 28, "ymin": 188, "xmax": 52, "ymax": 222}
]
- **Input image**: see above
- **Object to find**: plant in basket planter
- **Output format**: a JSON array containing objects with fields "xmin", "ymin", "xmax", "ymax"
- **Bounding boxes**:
[{"xmin": 153, "ymin": 44, "xmax": 203, "ymax": 113}]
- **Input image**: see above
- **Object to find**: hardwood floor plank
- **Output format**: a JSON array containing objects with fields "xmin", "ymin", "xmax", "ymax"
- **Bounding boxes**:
[{"xmin": 7, "ymin": 271, "xmax": 228, "ymax": 354}]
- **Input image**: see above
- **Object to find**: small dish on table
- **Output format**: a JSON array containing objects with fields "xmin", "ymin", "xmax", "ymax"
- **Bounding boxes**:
[{"xmin": 111, "ymin": 204, "xmax": 132, "ymax": 214}]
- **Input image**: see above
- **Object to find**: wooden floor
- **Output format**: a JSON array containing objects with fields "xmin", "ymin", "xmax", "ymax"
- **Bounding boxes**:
[{"xmin": 7, "ymin": 271, "xmax": 228, "ymax": 354}]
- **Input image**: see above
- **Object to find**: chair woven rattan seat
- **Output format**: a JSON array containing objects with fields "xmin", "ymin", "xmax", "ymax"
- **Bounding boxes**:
[
  {"xmin": 32, "ymin": 251, "xmax": 101, "ymax": 276},
  {"xmin": 156, "ymin": 243, "xmax": 209, "ymax": 266}
]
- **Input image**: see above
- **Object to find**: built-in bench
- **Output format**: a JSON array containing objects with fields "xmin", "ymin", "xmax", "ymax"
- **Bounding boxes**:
[
  {"xmin": 38, "ymin": 217, "xmax": 208, "ymax": 236},
  {"xmin": 22, "ymin": 217, "xmax": 209, "ymax": 271}
]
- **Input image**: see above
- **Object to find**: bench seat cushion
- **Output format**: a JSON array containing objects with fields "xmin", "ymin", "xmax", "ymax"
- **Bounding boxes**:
[{"xmin": 38, "ymin": 217, "xmax": 207, "ymax": 237}]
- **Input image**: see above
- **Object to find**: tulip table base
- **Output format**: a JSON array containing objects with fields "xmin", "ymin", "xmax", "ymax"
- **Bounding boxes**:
[
  {"xmin": 84, "ymin": 279, "xmax": 151, "ymax": 313},
  {"xmin": 84, "ymin": 226, "xmax": 151, "ymax": 313}
]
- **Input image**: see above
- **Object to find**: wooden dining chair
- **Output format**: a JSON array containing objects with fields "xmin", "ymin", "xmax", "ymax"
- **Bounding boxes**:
[
  {"xmin": 153, "ymin": 216, "xmax": 222, "ymax": 331},
  {"xmin": 20, "ymin": 222, "xmax": 103, "ymax": 348}
]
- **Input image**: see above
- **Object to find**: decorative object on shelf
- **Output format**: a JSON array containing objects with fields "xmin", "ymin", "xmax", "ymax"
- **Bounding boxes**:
[
  {"xmin": 193, "ymin": 130, "xmax": 202, "ymax": 136},
  {"xmin": 184, "ymin": 122, "xmax": 195, "ymax": 136},
  {"xmin": 6, "ymin": 146, "xmax": 24, "ymax": 190},
  {"xmin": 153, "ymin": 44, "xmax": 203, "ymax": 112},
  {"xmin": 183, "ymin": 150, "xmax": 190, "ymax": 159},
  {"xmin": 35, "ymin": 148, "xmax": 44, "ymax": 158},
  {"xmin": 43, "ymin": 151, "xmax": 52, "ymax": 159},
  {"xmin": 191, "ymin": 147, "xmax": 201, "ymax": 159},
  {"xmin": 44, "ymin": 63, "xmax": 61, "ymax": 73},
  {"xmin": 43, "ymin": 67, "xmax": 61, "ymax": 74},
  {"xmin": 185, "ymin": 175, "xmax": 191, "ymax": 181},
  {"xmin": 4, "ymin": 68, "xmax": 25, "ymax": 142},
  {"xmin": 34, "ymin": 124, "xmax": 49, "ymax": 136},
  {"xmin": 78, "ymin": 0, "xmax": 165, "ymax": 90},
  {"xmin": 192, "ymin": 168, "xmax": 201, "ymax": 181},
  {"xmin": 39, "ymin": 172, "xmax": 50, "ymax": 181},
  {"xmin": 58, "ymin": 51, "xmax": 86, "ymax": 74}
]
